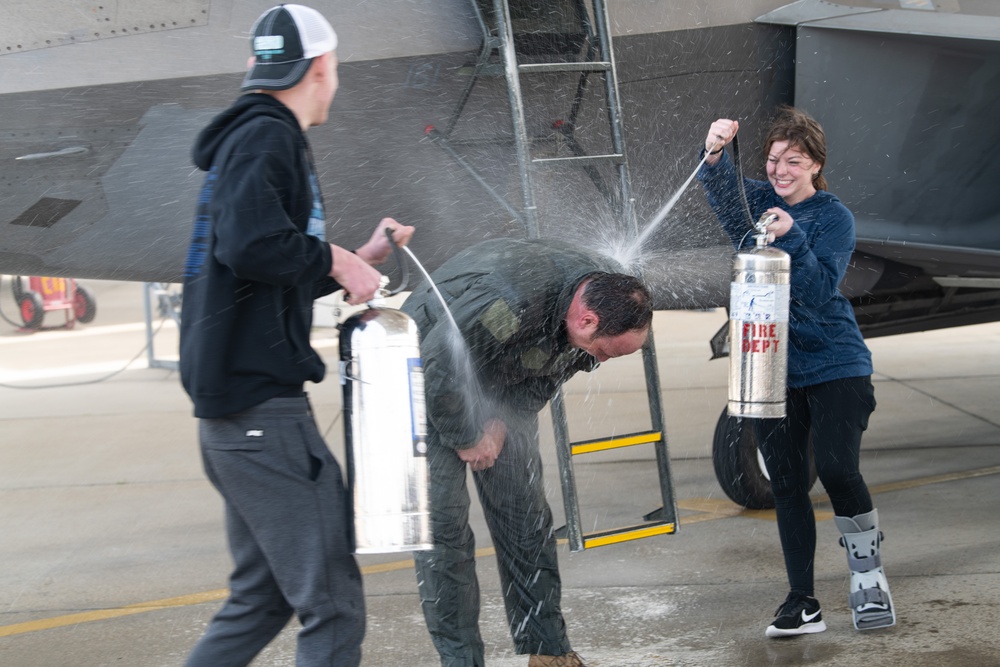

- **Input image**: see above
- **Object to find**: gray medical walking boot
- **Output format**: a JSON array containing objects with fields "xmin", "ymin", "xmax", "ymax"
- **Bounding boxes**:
[{"xmin": 834, "ymin": 508, "xmax": 896, "ymax": 630}]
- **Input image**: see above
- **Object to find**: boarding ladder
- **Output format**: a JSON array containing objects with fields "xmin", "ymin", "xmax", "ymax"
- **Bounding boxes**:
[{"xmin": 430, "ymin": 0, "xmax": 677, "ymax": 551}]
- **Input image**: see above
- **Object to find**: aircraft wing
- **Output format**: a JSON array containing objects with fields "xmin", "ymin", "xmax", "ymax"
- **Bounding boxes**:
[{"xmin": 3, "ymin": 0, "xmax": 999, "ymax": 333}]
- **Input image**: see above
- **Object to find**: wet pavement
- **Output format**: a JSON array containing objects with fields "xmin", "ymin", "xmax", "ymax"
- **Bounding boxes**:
[{"xmin": 1, "ymin": 279, "xmax": 999, "ymax": 666}]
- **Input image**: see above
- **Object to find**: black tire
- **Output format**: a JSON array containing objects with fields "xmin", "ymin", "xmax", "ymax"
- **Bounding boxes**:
[
  {"xmin": 18, "ymin": 291, "xmax": 44, "ymax": 330},
  {"xmin": 11, "ymin": 276, "xmax": 25, "ymax": 301},
  {"xmin": 73, "ymin": 284, "xmax": 97, "ymax": 323},
  {"xmin": 711, "ymin": 407, "xmax": 818, "ymax": 510}
]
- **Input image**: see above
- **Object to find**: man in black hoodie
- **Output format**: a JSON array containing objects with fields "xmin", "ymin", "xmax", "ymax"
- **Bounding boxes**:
[{"xmin": 180, "ymin": 5, "xmax": 413, "ymax": 666}]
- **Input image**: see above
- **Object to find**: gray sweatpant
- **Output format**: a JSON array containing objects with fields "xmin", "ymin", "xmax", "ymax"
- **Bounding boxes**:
[{"xmin": 184, "ymin": 396, "xmax": 365, "ymax": 667}]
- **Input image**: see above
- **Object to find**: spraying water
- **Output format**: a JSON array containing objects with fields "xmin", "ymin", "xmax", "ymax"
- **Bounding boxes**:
[
  {"xmin": 617, "ymin": 148, "xmax": 715, "ymax": 267},
  {"xmin": 402, "ymin": 245, "xmax": 460, "ymax": 334},
  {"xmin": 401, "ymin": 245, "xmax": 490, "ymax": 424}
]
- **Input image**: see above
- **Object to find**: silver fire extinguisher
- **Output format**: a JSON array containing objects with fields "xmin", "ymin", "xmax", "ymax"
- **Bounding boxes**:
[
  {"xmin": 728, "ymin": 213, "xmax": 791, "ymax": 419},
  {"xmin": 339, "ymin": 278, "xmax": 432, "ymax": 554}
]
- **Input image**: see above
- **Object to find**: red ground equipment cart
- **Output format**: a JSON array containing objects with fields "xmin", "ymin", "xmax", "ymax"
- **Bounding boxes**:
[{"xmin": 11, "ymin": 276, "xmax": 96, "ymax": 331}]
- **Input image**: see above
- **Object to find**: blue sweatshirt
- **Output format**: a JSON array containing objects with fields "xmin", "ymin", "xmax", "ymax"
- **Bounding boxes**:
[
  {"xmin": 698, "ymin": 151, "xmax": 872, "ymax": 388},
  {"xmin": 180, "ymin": 94, "xmax": 341, "ymax": 418}
]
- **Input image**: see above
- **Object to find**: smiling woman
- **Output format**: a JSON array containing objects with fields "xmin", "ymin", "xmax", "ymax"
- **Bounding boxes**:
[
  {"xmin": 698, "ymin": 105, "xmax": 897, "ymax": 637},
  {"xmin": 765, "ymin": 142, "xmax": 818, "ymax": 207}
]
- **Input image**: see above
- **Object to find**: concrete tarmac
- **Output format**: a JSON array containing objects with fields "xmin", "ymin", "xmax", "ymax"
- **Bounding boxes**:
[{"xmin": 1, "ymin": 279, "xmax": 999, "ymax": 667}]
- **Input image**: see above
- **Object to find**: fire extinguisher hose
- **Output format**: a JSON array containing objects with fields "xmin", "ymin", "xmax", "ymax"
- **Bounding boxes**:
[{"xmin": 730, "ymin": 132, "xmax": 757, "ymax": 234}]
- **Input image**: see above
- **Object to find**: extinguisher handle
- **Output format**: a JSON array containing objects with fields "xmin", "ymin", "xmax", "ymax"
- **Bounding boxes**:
[
  {"xmin": 754, "ymin": 213, "xmax": 778, "ymax": 247},
  {"xmin": 382, "ymin": 227, "xmax": 410, "ymax": 296},
  {"xmin": 756, "ymin": 213, "xmax": 778, "ymax": 233}
]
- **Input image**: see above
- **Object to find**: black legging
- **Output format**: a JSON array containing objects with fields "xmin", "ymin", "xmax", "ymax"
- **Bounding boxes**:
[{"xmin": 755, "ymin": 376, "xmax": 877, "ymax": 596}]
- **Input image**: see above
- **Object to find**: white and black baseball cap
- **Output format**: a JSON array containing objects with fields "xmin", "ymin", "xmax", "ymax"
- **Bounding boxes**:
[{"xmin": 241, "ymin": 4, "xmax": 338, "ymax": 92}]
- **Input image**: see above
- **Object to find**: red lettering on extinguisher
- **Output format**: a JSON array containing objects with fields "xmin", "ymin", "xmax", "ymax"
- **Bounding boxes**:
[{"xmin": 741, "ymin": 322, "xmax": 781, "ymax": 354}]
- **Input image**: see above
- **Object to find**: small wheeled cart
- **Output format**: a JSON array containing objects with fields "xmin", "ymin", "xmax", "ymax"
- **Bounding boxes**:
[{"xmin": 11, "ymin": 275, "xmax": 96, "ymax": 331}]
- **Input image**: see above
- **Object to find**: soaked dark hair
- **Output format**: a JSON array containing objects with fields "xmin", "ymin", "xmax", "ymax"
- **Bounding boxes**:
[
  {"xmin": 763, "ymin": 105, "xmax": 828, "ymax": 191},
  {"xmin": 581, "ymin": 272, "xmax": 653, "ymax": 337}
]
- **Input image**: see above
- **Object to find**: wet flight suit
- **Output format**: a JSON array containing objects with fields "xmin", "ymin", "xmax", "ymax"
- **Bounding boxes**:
[{"xmin": 401, "ymin": 238, "xmax": 613, "ymax": 666}]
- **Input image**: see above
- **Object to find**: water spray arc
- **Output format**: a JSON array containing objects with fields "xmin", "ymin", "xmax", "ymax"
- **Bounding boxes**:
[{"xmin": 619, "ymin": 147, "xmax": 717, "ymax": 269}]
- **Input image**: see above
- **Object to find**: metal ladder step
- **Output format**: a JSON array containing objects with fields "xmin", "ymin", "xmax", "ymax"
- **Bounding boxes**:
[
  {"xmin": 459, "ymin": 60, "xmax": 611, "ymax": 77},
  {"xmin": 581, "ymin": 520, "xmax": 677, "ymax": 550},
  {"xmin": 518, "ymin": 61, "xmax": 612, "ymax": 74},
  {"xmin": 531, "ymin": 153, "xmax": 626, "ymax": 167},
  {"xmin": 561, "ymin": 428, "xmax": 676, "ymax": 549},
  {"xmin": 552, "ymin": 337, "xmax": 677, "ymax": 552}
]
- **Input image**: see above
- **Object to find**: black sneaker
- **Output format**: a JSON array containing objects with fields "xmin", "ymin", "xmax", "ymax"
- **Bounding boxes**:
[{"xmin": 765, "ymin": 592, "xmax": 827, "ymax": 638}]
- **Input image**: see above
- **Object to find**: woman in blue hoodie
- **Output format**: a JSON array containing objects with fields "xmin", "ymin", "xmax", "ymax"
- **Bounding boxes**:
[{"xmin": 698, "ymin": 106, "xmax": 895, "ymax": 637}]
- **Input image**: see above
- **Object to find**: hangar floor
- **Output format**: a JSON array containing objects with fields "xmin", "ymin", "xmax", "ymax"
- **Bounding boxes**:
[{"xmin": 2, "ymin": 280, "xmax": 999, "ymax": 666}]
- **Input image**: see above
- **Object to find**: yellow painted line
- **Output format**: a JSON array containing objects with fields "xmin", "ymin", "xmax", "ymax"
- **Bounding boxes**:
[
  {"xmin": 0, "ymin": 589, "xmax": 228, "ymax": 638},
  {"xmin": 361, "ymin": 558, "xmax": 416, "ymax": 575},
  {"xmin": 676, "ymin": 497, "xmax": 746, "ymax": 516},
  {"xmin": 868, "ymin": 464, "xmax": 1000, "ymax": 495},
  {"xmin": 571, "ymin": 432, "xmax": 661, "ymax": 455},
  {"xmin": 3, "ymin": 463, "xmax": 997, "ymax": 638},
  {"xmin": 677, "ymin": 497, "xmax": 834, "ymax": 523},
  {"xmin": 675, "ymin": 465, "xmax": 1000, "ymax": 524},
  {"xmin": 361, "ymin": 546, "xmax": 497, "ymax": 575},
  {"xmin": 0, "ymin": 551, "xmax": 499, "ymax": 638},
  {"xmin": 677, "ymin": 498, "xmax": 770, "ymax": 523}
]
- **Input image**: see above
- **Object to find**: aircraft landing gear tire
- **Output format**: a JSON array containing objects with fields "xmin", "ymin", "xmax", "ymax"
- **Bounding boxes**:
[{"xmin": 711, "ymin": 407, "xmax": 817, "ymax": 510}]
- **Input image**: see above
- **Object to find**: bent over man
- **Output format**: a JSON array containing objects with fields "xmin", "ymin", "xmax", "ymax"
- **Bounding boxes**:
[{"xmin": 401, "ymin": 238, "xmax": 653, "ymax": 667}]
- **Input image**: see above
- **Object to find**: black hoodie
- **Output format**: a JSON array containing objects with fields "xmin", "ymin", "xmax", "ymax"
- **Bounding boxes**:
[{"xmin": 180, "ymin": 94, "xmax": 340, "ymax": 418}]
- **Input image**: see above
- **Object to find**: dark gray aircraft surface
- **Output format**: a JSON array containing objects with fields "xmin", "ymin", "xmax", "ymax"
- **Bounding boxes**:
[
  {"xmin": 3, "ymin": 0, "xmax": 999, "ymax": 505},
  {"xmin": 3, "ymin": 0, "xmax": 998, "ymax": 328}
]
